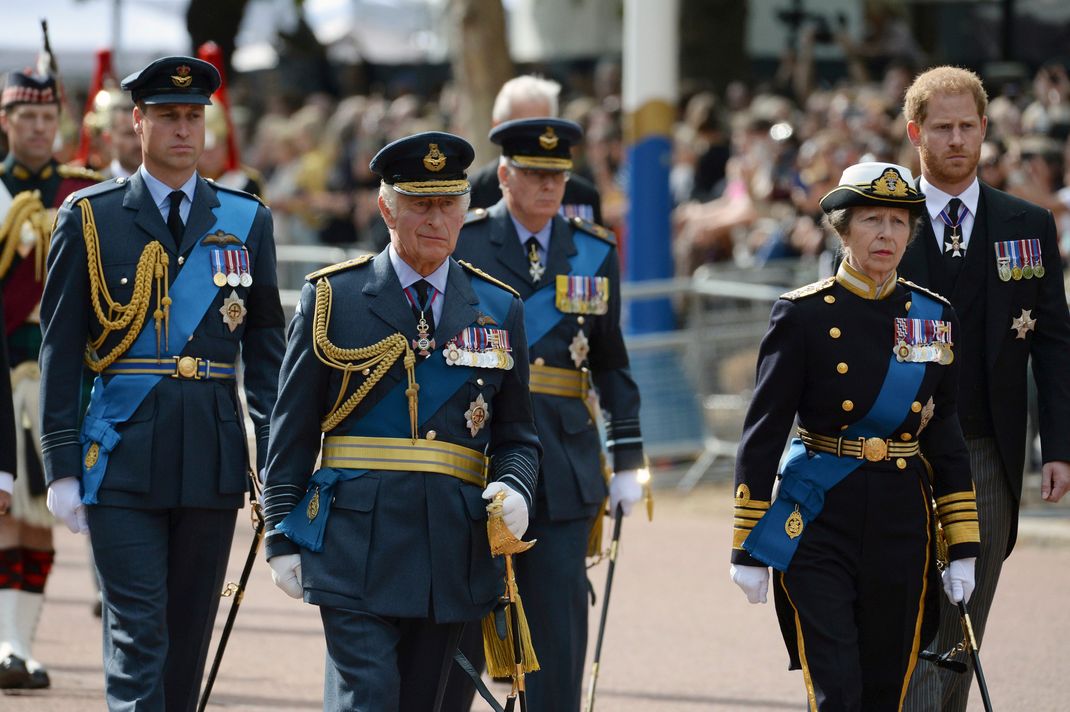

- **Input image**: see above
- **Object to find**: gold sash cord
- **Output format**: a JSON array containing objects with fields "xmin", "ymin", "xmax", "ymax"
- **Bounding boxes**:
[{"xmin": 320, "ymin": 435, "xmax": 487, "ymax": 487}]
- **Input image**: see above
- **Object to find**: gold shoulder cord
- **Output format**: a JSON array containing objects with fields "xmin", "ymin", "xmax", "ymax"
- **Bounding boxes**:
[
  {"xmin": 79, "ymin": 198, "xmax": 171, "ymax": 372},
  {"xmin": 0, "ymin": 190, "xmax": 50, "ymax": 281},
  {"xmin": 312, "ymin": 277, "xmax": 419, "ymax": 438}
]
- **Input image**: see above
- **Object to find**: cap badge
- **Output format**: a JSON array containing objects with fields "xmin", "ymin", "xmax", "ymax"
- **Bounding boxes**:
[
  {"xmin": 423, "ymin": 143, "xmax": 446, "ymax": 172},
  {"xmin": 171, "ymin": 65, "xmax": 193, "ymax": 88},
  {"xmin": 539, "ymin": 126, "xmax": 558, "ymax": 150},
  {"xmin": 870, "ymin": 167, "xmax": 909, "ymax": 197}
]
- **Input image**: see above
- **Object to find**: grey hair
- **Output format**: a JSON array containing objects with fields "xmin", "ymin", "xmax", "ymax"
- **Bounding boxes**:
[
  {"xmin": 378, "ymin": 181, "xmax": 471, "ymax": 220},
  {"xmin": 492, "ymin": 75, "xmax": 561, "ymax": 123}
]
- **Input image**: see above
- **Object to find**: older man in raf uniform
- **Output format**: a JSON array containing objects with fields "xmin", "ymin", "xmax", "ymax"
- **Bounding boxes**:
[
  {"xmin": 446, "ymin": 118, "xmax": 646, "ymax": 712},
  {"xmin": 38, "ymin": 56, "xmax": 285, "ymax": 710},
  {"xmin": 261, "ymin": 131, "xmax": 540, "ymax": 712}
]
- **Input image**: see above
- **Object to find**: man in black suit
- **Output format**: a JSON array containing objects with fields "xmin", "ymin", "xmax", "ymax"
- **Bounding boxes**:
[
  {"xmin": 899, "ymin": 66, "xmax": 1070, "ymax": 712},
  {"xmin": 468, "ymin": 74, "xmax": 603, "ymax": 224},
  {"xmin": 39, "ymin": 56, "xmax": 285, "ymax": 709}
]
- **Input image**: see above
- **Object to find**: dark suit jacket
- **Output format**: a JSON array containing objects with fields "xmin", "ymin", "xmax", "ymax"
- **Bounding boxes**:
[
  {"xmin": 899, "ymin": 181, "xmax": 1070, "ymax": 554},
  {"xmin": 468, "ymin": 160, "xmax": 604, "ymax": 225},
  {"xmin": 39, "ymin": 171, "xmax": 285, "ymax": 509},
  {"xmin": 454, "ymin": 201, "xmax": 644, "ymax": 522},
  {"xmin": 262, "ymin": 250, "xmax": 541, "ymax": 623}
]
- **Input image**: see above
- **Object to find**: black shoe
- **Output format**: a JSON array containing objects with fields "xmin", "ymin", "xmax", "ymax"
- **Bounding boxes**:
[
  {"xmin": 0, "ymin": 654, "xmax": 30, "ymax": 689},
  {"xmin": 24, "ymin": 666, "xmax": 50, "ymax": 689}
]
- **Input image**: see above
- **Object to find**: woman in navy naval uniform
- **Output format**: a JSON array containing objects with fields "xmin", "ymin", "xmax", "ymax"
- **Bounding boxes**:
[{"xmin": 729, "ymin": 162, "xmax": 980, "ymax": 712}]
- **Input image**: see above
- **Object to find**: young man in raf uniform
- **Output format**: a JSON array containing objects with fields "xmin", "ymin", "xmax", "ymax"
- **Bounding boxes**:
[
  {"xmin": 38, "ymin": 56, "xmax": 285, "ymax": 709},
  {"xmin": 261, "ymin": 131, "xmax": 540, "ymax": 711},
  {"xmin": 0, "ymin": 67, "xmax": 102, "ymax": 689},
  {"xmin": 446, "ymin": 118, "xmax": 646, "ymax": 712}
]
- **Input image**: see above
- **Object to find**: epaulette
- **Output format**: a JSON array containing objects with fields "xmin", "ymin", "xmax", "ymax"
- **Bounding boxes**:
[
  {"xmin": 63, "ymin": 177, "xmax": 127, "ymax": 205},
  {"xmin": 457, "ymin": 259, "xmax": 520, "ymax": 298},
  {"xmin": 898, "ymin": 277, "xmax": 950, "ymax": 306},
  {"xmin": 206, "ymin": 177, "xmax": 266, "ymax": 205},
  {"xmin": 57, "ymin": 164, "xmax": 105, "ymax": 182},
  {"xmin": 464, "ymin": 207, "xmax": 488, "ymax": 225},
  {"xmin": 570, "ymin": 216, "xmax": 616, "ymax": 244},
  {"xmin": 305, "ymin": 253, "xmax": 374, "ymax": 281},
  {"xmin": 780, "ymin": 276, "xmax": 835, "ymax": 301}
]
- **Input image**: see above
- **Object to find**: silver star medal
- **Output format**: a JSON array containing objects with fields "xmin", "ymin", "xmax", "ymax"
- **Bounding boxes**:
[
  {"xmin": 220, "ymin": 290, "xmax": 247, "ymax": 332},
  {"xmin": 465, "ymin": 393, "xmax": 490, "ymax": 437},
  {"xmin": 944, "ymin": 231, "xmax": 963, "ymax": 258},
  {"xmin": 569, "ymin": 329, "xmax": 590, "ymax": 368},
  {"xmin": 1011, "ymin": 308, "xmax": 1036, "ymax": 339}
]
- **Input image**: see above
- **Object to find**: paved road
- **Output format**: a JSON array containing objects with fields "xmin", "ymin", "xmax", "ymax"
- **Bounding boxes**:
[{"xmin": 4, "ymin": 481, "xmax": 1069, "ymax": 711}]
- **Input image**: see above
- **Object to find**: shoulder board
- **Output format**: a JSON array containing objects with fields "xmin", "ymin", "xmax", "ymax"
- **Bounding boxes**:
[
  {"xmin": 243, "ymin": 164, "xmax": 265, "ymax": 186},
  {"xmin": 780, "ymin": 276, "xmax": 836, "ymax": 301},
  {"xmin": 63, "ymin": 177, "xmax": 127, "ymax": 205},
  {"xmin": 305, "ymin": 253, "xmax": 374, "ymax": 281},
  {"xmin": 897, "ymin": 278, "xmax": 950, "ymax": 306},
  {"xmin": 457, "ymin": 260, "xmax": 520, "ymax": 298},
  {"xmin": 206, "ymin": 177, "xmax": 265, "ymax": 205},
  {"xmin": 58, "ymin": 164, "xmax": 105, "ymax": 182},
  {"xmin": 570, "ymin": 216, "xmax": 616, "ymax": 244},
  {"xmin": 464, "ymin": 207, "xmax": 488, "ymax": 225}
]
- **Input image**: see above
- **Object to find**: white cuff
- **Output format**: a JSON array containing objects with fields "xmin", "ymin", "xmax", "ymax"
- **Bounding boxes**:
[{"xmin": 0, "ymin": 472, "xmax": 13, "ymax": 495}]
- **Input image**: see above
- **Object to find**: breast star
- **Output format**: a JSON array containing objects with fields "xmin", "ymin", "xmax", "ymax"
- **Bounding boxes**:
[{"xmin": 1010, "ymin": 308, "xmax": 1036, "ymax": 339}]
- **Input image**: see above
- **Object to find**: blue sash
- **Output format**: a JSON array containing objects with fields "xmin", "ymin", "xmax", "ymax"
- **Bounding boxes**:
[
  {"xmin": 524, "ymin": 231, "xmax": 611, "ymax": 346},
  {"xmin": 277, "ymin": 275, "xmax": 514, "ymax": 551},
  {"xmin": 742, "ymin": 290, "xmax": 942, "ymax": 571},
  {"xmin": 79, "ymin": 191, "xmax": 259, "ymax": 504}
]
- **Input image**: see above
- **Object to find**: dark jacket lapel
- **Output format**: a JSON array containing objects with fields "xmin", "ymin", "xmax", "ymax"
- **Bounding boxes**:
[
  {"xmin": 434, "ymin": 259, "xmax": 480, "ymax": 346},
  {"xmin": 178, "ymin": 176, "xmax": 221, "ymax": 256},
  {"xmin": 950, "ymin": 190, "xmax": 989, "ymax": 308},
  {"xmin": 488, "ymin": 201, "xmax": 536, "ymax": 291},
  {"xmin": 125, "ymin": 171, "xmax": 176, "ymax": 254},
  {"xmin": 363, "ymin": 249, "xmax": 418, "ymax": 338},
  {"xmin": 981, "ymin": 182, "xmax": 1029, "ymax": 370},
  {"xmin": 544, "ymin": 215, "xmax": 576, "ymax": 280}
]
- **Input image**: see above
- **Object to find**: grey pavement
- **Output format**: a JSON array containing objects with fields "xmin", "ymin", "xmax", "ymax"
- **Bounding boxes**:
[{"xmin": 3, "ymin": 480, "xmax": 1069, "ymax": 711}]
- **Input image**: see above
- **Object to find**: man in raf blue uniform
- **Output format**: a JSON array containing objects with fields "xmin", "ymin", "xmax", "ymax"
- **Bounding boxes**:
[
  {"xmin": 38, "ymin": 56, "xmax": 285, "ymax": 710},
  {"xmin": 261, "ymin": 131, "xmax": 540, "ymax": 711},
  {"xmin": 446, "ymin": 118, "xmax": 646, "ymax": 712}
]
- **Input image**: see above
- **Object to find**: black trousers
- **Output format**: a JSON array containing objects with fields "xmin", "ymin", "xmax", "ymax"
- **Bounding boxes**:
[
  {"xmin": 320, "ymin": 607, "xmax": 463, "ymax": 712},
  {"xmin": 775, "ymin": 466, "xmax": 933, "ymax": 712},
  {"xmin": 88, "ymin": 505, "xmax": 236, "ymax": 712}
]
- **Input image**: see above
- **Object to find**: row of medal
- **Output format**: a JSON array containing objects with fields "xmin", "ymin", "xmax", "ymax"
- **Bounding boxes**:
[
  {"xmin": 555, "ymin": 275, "xmax": 610, "ymax": 315},
  {"xmin": 893, "ymin": 317, "xmax": 954, "ymax": 365},
  {"xmin": 444, "ymin": 326, "xmax": 514, "ymax": 370},
  {"xmin": 994, "ymin": 239, "xmax": 1044, "ymax": 281},
  {"xmin": 210, "ymin": 247, "xmax": 253, "ymax": 288}
]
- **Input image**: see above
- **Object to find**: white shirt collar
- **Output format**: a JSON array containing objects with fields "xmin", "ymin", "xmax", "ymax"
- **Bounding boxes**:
[
  {"xmin": 921, "ymin": 176, "xmax": 979, "ymax": 222},
  {"xmin": 139, "ymin": 165, "xmax": 198, "ymax": 213},
  {"xmin": 387, "ymin": 244, "xmax": 450, "ymax": 294}
]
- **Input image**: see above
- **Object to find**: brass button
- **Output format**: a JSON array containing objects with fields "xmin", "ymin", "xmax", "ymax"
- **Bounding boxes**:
[
  {"xmin": 829, "ymin": 327, "xmax": 841, "ymax": 339},
  {"xmin": 534, "ymin": 357, "xmax": 545, "ymax": 366},
  {"xmin": 426, "ymin": 430, "xmax": 437, "ymax": 440},
  {"xmin": 911, "ymin": 401, "xmax": 922, "ymax": 413},
  {"xmin": 362, "ymin": 368, "xmax": 370, "ymax": 376},
  {"xmin": 477, "ymin": 378, "xmax": 485, "ymax": 386},
  {"xmin": 840, "ymin": 425, "xmax": 849, "ymax": 431},
  {"xmin": 842, "ymin": 400, "xmax": 854, "ymax": 412},
  {"xmin": 905, "ymin": 301, "xmax": 912, "ymax": 311},
  {"xmin": 577, "ymin": 316, "xmax": 585, "ymax": 325},
  {"xmin": 896, "ymin": 458, "xmax": 907, "ymax": 470},
  {"xmin": 178, "ymin": 255, "xmax": 185, "ymax": 266},
  {"xmin": 824, "ymin": 295, "xmax": 835, "ymax": 304},
  {"xmin": 120, "ymin": 277, "xmax": 128, "ymax": 285},
  {"xmin": 836, "ymin": 362, "xmax": 848, "ymax": 374},
  {"xmin": 900, "ymin": 433, "xmax": 913, "ymax": 441}
]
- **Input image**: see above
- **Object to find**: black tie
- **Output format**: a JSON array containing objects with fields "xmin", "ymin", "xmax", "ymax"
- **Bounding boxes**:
[
  {"xmin": 526, "ymin": 236, "xmax": 545, "ymax": 282},
  {"xmin": 167, "ymin": 191, "xmax": 185, "ymax": 247},
  {"xmin": 412, "ymin": 279, "xmax": 435, "ymax": 335},
  {"xmin": 942, "ymin": 197, "xmax": 964, "ymax": 280}
]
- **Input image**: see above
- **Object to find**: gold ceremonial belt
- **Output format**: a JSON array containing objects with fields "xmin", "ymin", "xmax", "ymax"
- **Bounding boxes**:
[
  {"xmin": 798, "ymin": 428, "xmax": 920, "ymax": 462},
  {"xmin": 321, "ymin": 436, "xmax": 488, "ymax": 488},
  {"xmin": 529, "ymin": 363, "xmax": 589, "ymax": 399},
  {"xmin": 103, "ymin": 356, "xmax": 237, "ymax": 380}
]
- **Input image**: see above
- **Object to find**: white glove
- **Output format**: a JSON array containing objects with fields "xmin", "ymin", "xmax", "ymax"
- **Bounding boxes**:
[
  {"xmin": 47, "ymin": 477, "xmax": 89, "ymax": 535},
  {"xmin": 268, "ymin": 554, "xmax": 303, "ymax": 599},
  {"xmin": 609, "ymin": 469, "xmax": 644, "ymax": 516},
  {"xmin": 942, "ymin": 557, "xmax": 976, "ymax": 604},
  {"xmin": 730, "ymin": 564, "xmax": 770, "ymax": 604},
  {"xmin": 482, "ymin": 482, "xmax": 529, "ymax": 539}
]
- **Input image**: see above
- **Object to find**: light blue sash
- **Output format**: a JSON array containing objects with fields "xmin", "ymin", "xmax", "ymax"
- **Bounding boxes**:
[
  {"xmin": 80, "ymin": 191, "xmax": 258, "ymax": 503},
  {"xmin": 523, "ymin": 231, "xmax": 611, "ymax": 347},
  {"xmin": 743, "ymin": 290, "xmax": 942, "ymax": 571},
  {"xmin": 277, "ymin": 276, "xmax": 514, "ymax": 551}
]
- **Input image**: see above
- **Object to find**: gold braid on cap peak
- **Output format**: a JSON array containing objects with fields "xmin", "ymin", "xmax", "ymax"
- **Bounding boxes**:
[
  {"xmin": 80, "ymin": 198, "xmax": 172, "ymax": 372},
  {"xmin": 312, "ymin": 277, "xmax": 419, "ymax": 438},
  {"xmin": 0, "ymin": 190, "xmax": 51, "ymax": 282}
]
